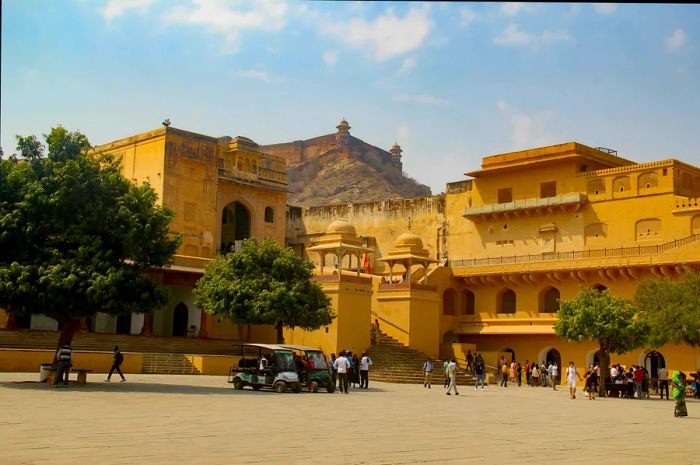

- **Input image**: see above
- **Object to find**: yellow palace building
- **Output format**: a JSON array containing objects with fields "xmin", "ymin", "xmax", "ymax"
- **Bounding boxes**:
[{"xmin": 3, "ymin": 123, "xmax": 700, "ymax": 377}]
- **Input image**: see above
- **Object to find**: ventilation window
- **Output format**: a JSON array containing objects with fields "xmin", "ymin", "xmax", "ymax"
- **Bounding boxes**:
[{"xmin": 264, "ymin": 207, "xmax": 274, "ymax": 223}]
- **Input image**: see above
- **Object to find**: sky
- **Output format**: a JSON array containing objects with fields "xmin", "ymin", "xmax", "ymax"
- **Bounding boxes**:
[{"xmin": 2, "ymin": 1, "xmax": 700, "ymax": 194}]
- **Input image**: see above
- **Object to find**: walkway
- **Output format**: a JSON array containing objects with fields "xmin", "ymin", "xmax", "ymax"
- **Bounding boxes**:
[{"xmin": 1, "ymin": 373, "xmax": 697, "ymax": 465}]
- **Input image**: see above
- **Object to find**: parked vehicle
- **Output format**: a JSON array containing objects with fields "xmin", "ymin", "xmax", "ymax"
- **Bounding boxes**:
[
  {"xmin": 228, "ymin": 343, "xmax": 301, "ymax": 393},
  {"xmin": 281, "ymin": 344, "xmax": 336, "ymax": 393}
]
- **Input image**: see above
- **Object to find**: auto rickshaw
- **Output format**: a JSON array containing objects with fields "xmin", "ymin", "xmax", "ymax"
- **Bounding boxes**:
[
  {"xmin": 228, "ymin": 343, "xmax": 301, "ymax": 393},
  {"xmin": 281, "ymin": 344, "xmax": 336, "ymax": 393}
]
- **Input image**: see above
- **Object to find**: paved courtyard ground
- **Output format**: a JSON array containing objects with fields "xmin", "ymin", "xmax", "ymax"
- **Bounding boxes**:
[{"xmin": 1, "ymin": 372, "xmax": 698, "ymax": 465}]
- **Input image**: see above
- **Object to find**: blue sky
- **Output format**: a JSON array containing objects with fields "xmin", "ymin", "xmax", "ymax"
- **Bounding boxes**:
[{"xmin": 2, "ymin": 1, "xmax": 699, "ymax": 193}]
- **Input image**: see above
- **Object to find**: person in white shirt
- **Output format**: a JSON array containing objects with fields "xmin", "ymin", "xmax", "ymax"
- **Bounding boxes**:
[
  {"xmin": 333, "ymin": 351, "xmax": 351, "ymax": 394},
  {"xmin": 550, "ymin": 362, "xmax": 560, "ymax": 390},
  {"xmin": 446, "ymin": 359, "xmax": 459, "ymax": 396},
  {"xmin": 359, "ymin": 352, "xmax": 373, "ymax": 389},
  {"xmin": 657, "ymin": 366, "xmax": 669, "ymax": 400},
  {"xmin": 566, "ymin": 361, "xmax": 583, "ymax": 399}
]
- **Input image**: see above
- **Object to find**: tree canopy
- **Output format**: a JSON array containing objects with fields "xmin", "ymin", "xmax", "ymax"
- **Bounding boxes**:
[
  {"xmin": 193, "ymin": 238, "xmax": 334, "ymax": 342},
  {"xmin": 635, "ymin": 271, "xmax": 700, "ymax": 347},
  {"xmin": 555, "ymin": 287, "xmax": 649, "ymax": 394},
  {"xmin": 0, "ymin": 127, "xmax": 180, "ymax": 347}
]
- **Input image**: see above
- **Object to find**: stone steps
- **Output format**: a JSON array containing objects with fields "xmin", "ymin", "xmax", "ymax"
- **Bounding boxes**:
[{"xmin": 141, "ymin": 353, "xmax": 202, "ymax": 375}]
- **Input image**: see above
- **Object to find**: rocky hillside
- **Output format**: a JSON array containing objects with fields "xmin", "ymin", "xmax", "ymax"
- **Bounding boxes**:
[{"xmin": 288, "ymin": 157, "xmax": 431, "ymax": 206}]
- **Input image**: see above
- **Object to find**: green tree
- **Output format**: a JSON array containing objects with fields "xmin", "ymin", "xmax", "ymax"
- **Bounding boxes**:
[
  {"xmin": 193, "ymin": 238, "xmax": 334, "ymax": 343},
  {"xmin": 0, "ymin": 127, "xmax": 180, "ymax": 355},
  {"xmin": 555, "ymin": 287, "xmax": 649, "ymax": 395},
  {"xmin": 635, "ymin": 271, "xmax": 700, "ymax": 347}
]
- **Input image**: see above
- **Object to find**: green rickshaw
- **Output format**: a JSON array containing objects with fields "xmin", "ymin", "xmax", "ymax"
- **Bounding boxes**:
[
  {"xmin": 281, "ymin": 344, "xmax": 336, "ymax": 393},
  {"xmin": 228, "ymin": 343, "xmax": 301, "ymax": 393}
]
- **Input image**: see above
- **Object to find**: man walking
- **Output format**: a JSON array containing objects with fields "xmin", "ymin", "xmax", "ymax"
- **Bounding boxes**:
[
  {"xmin": 658, "ymin": 365, "xmax": 669, "ymax": 400},
  {"xmin": 550, "ymin": 362, "xmax": 559, "ymax": 390},
  {"xmin": 423, "ymin": 357, "xmax": 434, "ymax": 389},
  {"xmin": 53, "ymin": 344, "xmax": 72, "ymax": 387},
  {"xmin": 359, "ymin": 352, "xmax": 372, "ymax": 389},
  {"xmin": 334, "ymin": 351, "xmax": 351, "ymax": 394},
  {"xmin": 443, "ymin": 359, "xmax": 450, "ymax": 388},
  {"xmin": 466, "ymin": 350, "xmax": 474, "ymax": 374},
  {"xmin": 446, "ymin": 358, "xmax": 459, "ymax": 396},
  {"xmin": 474, "ymin": 354, "xmax": 485, "ymax": 391},
  {"xmin": 105, "ymin": 345, "xmax": 126, "ymax": 383}
]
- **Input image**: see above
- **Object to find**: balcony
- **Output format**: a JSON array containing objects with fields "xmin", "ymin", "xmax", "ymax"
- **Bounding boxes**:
[
  {"xmin": 217, "ymin": 167, "xmax": 287, "ymax": 191},
  {"xmin": 464, "ymin": 193, "xmax": 587, "ymax": 222}
]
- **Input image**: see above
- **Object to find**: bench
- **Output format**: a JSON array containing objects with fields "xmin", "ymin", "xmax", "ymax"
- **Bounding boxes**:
[{"xmin": 46, "ymin": 368, "xmax": 93, "ymax": 385}]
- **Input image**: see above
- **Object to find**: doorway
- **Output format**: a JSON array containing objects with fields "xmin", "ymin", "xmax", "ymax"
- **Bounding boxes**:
[
  {"xmin": 116, "ymin": 314, "xmax": 132, "ymax": 334},
  {"xmin": 172, "ymin": 303, "xmax": 189, "ymax": 337}
]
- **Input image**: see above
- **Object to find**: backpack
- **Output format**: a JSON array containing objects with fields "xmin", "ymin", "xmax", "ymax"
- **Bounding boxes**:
[{"xmin": 115, "ymin": 352, "xmax": 124, "ymax": 365}]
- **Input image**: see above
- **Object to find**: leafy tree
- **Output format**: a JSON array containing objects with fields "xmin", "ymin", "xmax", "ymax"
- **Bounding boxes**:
[
  {"xmin": 0, "ymin": 127, "xmax": 180, "ymax": 355},
  {"xmin": 555, "ymin": 287, "xmax": 649, "ymax": 395},
  {"xmin": 635, "ymin": 271, "xmax": 700, "ymax": 347},
  {"xmin": 193, "ymin": 238, "xmax": 334, "ymax": 343}
]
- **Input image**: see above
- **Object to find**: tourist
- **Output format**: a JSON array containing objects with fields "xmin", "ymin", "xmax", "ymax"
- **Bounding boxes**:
[
  {"xmin": 524, "ymin": 360, "xmax": 531, "ymax": 386},
  {"xmin": 423, "ymin": 357, "xmax": 434, "ymax": 389},
  {"xmin": 566, "ymin": 361, "xmax": 582, "ymax": 399},
  {"xmin": 550, "ymin": 362, "xmax": 559, "ymax": 391},
  {"xmin": 474, "ymin": 354, "xmax": 485, "ymax": 391},
  {"xmin": 633, "ymin": 365, "xmax": 645, "ymax": 399},
  {"xmin": 370, "ymin": 322, "xmax": 376, "ymax": 345},
  {"xmin": 351, "ymin": 353, "xmax": 360, "ymax": 388},
  {"xmin": 446, "ymin": 358, "xmax": 459, "ymax": 395},
  {"xmin": 642, "ymin": 367, "xmax": 650, "ymax": 398},
  {"xmin": 658, "ymin": 365, "xmax": 669, "ymax": 400},
  {"xmin": 500, "ymin": 362, "xmax": 508, "ymax": 387},
  {"xmin": 359, "ymin": 352, "xmax": 372, "ymax": 389},
  {"xmin": 53, "ymin": 344, "xmax": 72, "ymax": 387},
  {"xmin": 509, "ymin": 361, "xmax": 516, "ymax": 383},
  {"xmin": 584, "ymin": 364, "xmax": 598, "ymax": 400},
  {"xmin": 515, "ymin": 361, "xmax": 522, "ymax": 387},
  {"xmin": 672, "ymin": 371, "xmax": 688, "ymax": 418},
  {"xmin": 374, "ymin": 319, "xmax": 381, "ymax": 345},
  {"xmin": 466, "ymin": 350, "xmax": 474, "ymax": 374},
  {"xmin": 334, "ymin": 351, "xmax": 350, "ymax": 394},
  {"xmin": 625, "ymin": 367, "xmax": 635, "ymax": 398},
  {"xmin": 443, "ymin": 359, "xmax": 450, "ymax": 388},
  {"xmin": 531, "ymin": 363, "xmax": 540, "ymax": 387},
  {"xmin": 329, "ymin": 353, "xmax": 337, "ymax": 387},
  {"xmin": 540, "ymin": 361, "xmax": 548, "ymax": 387},
  {"xmin": 104, "ymin": 345, "xmax": 126, "ymax": 383}
]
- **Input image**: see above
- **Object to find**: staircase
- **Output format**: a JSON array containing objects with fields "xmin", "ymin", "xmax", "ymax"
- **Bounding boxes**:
[
  {"xmin": 141, "ymin": 353, "xmax": 202, "ymax": 375},
  {"xmin": 0, "ymin": 329, "xmax": 237, "ymax": 355},
  {"xmin": 367, "ymin": 333, "xmax": 475, "ymax": 385}
]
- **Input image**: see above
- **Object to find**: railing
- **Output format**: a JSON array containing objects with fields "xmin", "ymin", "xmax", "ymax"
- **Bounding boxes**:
[
  {"xmin": 378, "ymin": 282, "xmax": 437, "ymax": 292},
  {"xmin": 314, "ymin": 274, "xmax": 372, "ymax": 284},
  {"xmin": 450, "ymin": 233, "xmax": 700, "ymax": 268}
]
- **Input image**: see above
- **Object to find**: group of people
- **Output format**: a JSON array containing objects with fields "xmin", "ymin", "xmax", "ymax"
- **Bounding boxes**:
[
  {"xmin": 494, "ymin": 358, "xmax": 563, "ymax": 390},
  {"xmin": 329, "ymin": 350, "xmax": 372, "ymax": 393},
  {"xmin": 50, "ymin": 344, "xmax": 125, "ymax": 387}
]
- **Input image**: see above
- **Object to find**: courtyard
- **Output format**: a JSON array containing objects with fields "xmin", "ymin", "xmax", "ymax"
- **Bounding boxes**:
[{"xmin": 1, "ymin": 373, "xmax": 697, "ymax": 465}]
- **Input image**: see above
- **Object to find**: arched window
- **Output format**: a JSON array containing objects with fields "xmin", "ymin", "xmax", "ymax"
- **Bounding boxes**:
[
  {"xmin": 264, "ymin": 207, "xmax": 274, "ymax": 223},
  {"xmin": 463, "ymin": 290, "xmax": 475, "ymax": 315},
  {"xmin": 498, "ymin": 288, "xmax": 516, "ymax": 314},
  {"xmin": 540, "ymin": 287, "xmax": 560, "ymax": 313},
  {"xmin": 443, "ymin": 289, "xmax": 457, "ymax": 315}
]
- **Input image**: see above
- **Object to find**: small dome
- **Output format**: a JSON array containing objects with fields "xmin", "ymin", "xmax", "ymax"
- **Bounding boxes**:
[
  {"xmin": 395, "ymin": 232, "xmax": 423, "ymax": 249},
  {"xmin": 391, "ymin": 142, "xmax": 401, "ymax": 151},
  {"xmin": 336, "ymin": 118, "xmax": 350, "ymax": 130},
  {"xmin": 326, "ymin": 219, "xmax": 356, "ymax": 236}
]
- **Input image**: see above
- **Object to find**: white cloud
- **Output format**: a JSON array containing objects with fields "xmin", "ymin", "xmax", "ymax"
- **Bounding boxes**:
[
  {"xmin": 493, "ymin": 23, "xmax": 573, "ymax": 47},
  {"xmin": 101, "ymin": 0, "xmax": 157, "ymax": 21},
  {"xmin": 397, "ymin": 58, "xmax": 416, "ymax": 75},
  {"xmin": 396, "ymin": 123, "xmax": 411, "ymax": 142},
  {"xmin": 592, "ymin": 4, "xmax": 617, "ymax": 15},
  {"xmin": 497, "ymin": 100, "xmax": 559, "ymax": 150},
  {"xmin": 320, "ymin": 6, "xmax": 433, "ymax": 61},
  {"xmin": 393, "ymin": 94, "xmax": 449, "ymax": 105},
  {"xmin": 500, "ymin": 3, "xmax": 525, "ymax": 16},
  {"xmin": 323, "ymin": 50, "xmax": 339, "ymax": 67},
  {"xmin": 164, "ymin": 0, "xmax": 288, "ymax": 54},
  {"xmin": 233, "ymin": 69, "xmax": 282, "ymax": 83},
  {"xmin": 666, "ymin": 28, "xmax": 687, "ymax": 51},
  {"xmin": 460, "ymin": 7, "xmax": 478, "ymax": 26}
]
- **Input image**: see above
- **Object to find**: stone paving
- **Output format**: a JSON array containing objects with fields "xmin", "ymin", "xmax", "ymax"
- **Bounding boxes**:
[{"xmin": 1, "ymin": 372, "xmax": 698, "ymax": 465}]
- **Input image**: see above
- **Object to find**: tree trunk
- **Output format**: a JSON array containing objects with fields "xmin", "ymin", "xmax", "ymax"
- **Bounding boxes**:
[
  {"xmin": 52, "ymin": 317, "xmax": 80, "ymax": 366},
  {"xmin": 276, "ymin": 322, "xmax": 284, "ymax": 344},
  {"xmin": 598, "ymin": 341, "xmax": 610, "ymax": 397}
]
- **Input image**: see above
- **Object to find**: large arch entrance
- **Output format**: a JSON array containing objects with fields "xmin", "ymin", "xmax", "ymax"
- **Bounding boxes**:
[
  {"xmin": 172, "ymin": 303, "xmax": 189, "ymax": 337},
  {"xmin": 220, "ymin": 201, "xmax": 251, "ymax": 253},
  {"xmin": 644, "ymin": 351, "xmax": 666, "ymax": 379}
]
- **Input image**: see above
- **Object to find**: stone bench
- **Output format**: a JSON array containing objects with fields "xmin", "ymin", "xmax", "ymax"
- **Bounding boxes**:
[{"xmin": 47, "ymin": 368, "xmax": 92, "ymax": 385}]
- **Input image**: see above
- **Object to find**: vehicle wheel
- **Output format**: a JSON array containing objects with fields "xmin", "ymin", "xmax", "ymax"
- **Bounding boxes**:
[
  {"xmin": 273, "ymin": 381, "xmax": 286, "ymax": 393},
  {"xmin": 233, "ymin": 378, "xmax": 244, "ymax": 390},
  {"xmin": 327, "ymin": 383, "xmax": 336, "ymax": 394},
  {"xmin": 292, "ymin": 383, "xmax": 302, "ymax": 393},
  {"xmin": 252, "ymin": 384, "xmax": 262, "ymax": 391},
  {"xmin": 311, "ymin": 381, "xmax": 319, "ymax": 393}
]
